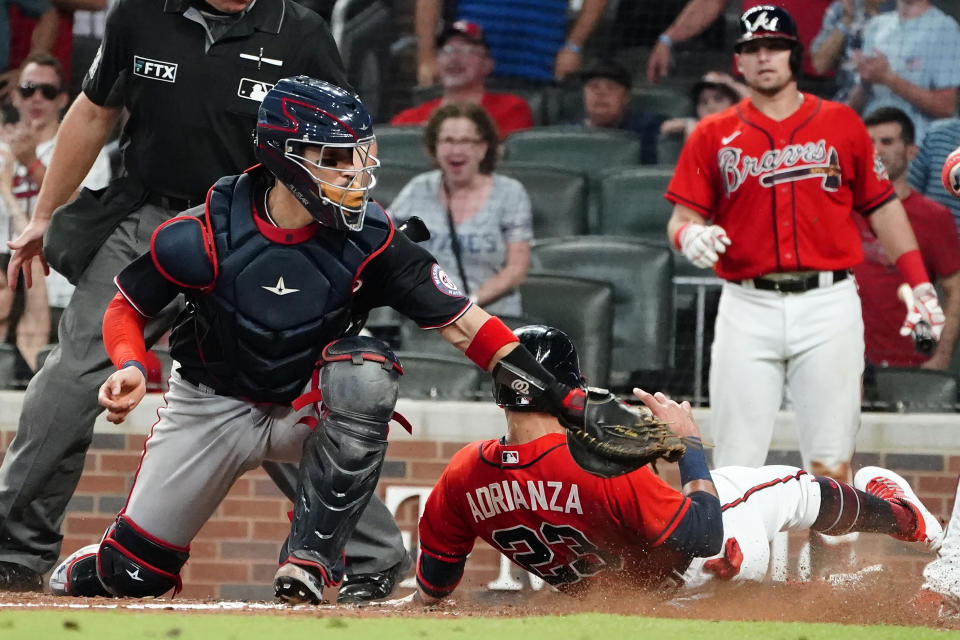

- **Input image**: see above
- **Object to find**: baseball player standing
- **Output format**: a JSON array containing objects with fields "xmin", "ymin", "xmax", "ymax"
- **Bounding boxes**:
[
  {"xmin": 665, "ymin": 4, "xmax": 945, "ymax": 569},
  {"xmin": 412, "ymin": 326, "xmax": 941, "ymax": 603}
]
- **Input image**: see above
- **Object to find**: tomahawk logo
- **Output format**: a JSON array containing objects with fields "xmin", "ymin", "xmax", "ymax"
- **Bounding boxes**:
[
  {"xmin": 744, "ymin": 11, "xmax": 779, "ymax": 34},
  {"xmin": 133, "ymin": 56, "xmax": 177, "ymax": 82}
]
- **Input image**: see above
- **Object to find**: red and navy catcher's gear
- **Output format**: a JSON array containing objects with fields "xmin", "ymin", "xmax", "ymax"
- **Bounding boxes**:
[
  {"xmin": 279, "ymin": 336, "xmax": 400, "ymax": 593},
  {"xmin": 255, "ymin": 76, "xmax": 379, "ymax": 231},
  {"xmin": 97, "ymin": 515, "xmax": 189, "ymax": 597},
  {"xmin": 734, "ymin": 5, "xmax": 803, "ymax": 78}
]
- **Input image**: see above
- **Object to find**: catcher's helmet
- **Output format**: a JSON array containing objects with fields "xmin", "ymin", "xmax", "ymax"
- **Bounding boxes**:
[
  {"xmin": 494, "ymin": 325, "xmax": 586, "ymax": 411},
  {"xmin": 734, "ymin": 4, "xmax": 803, "ymax": 78},
  {"xmin": 255, "ymin": 76, "xmax": 379, "ymax": 231}
]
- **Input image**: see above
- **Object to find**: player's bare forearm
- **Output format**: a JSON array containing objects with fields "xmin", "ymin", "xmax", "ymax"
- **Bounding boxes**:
[
  {"xmin": 869, "ymin": 198, "xmax": 920, "ymax": 261},
  {"xmin": 440, "ymin": 305, "xmax": 519, "ymax": 370},
  {"xmin": 34, "ymin": 94, "xmax": 121, "ymax": 222}
]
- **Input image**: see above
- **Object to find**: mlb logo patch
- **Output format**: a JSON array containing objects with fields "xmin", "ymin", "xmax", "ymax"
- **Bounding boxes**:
[
  {"xmin": 238, "ymin": 78, "xmax": 274, "ymax": 102},
  {"xmin": 501, "ymin": 451, "xmax": 519, "ymax": 464},
  {"xmin": 133, "ymin": 56, "xmax": 177, "ymax": 82}
]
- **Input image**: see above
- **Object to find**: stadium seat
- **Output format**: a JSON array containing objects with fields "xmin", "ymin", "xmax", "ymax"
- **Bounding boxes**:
[
  {"xmin": 530, "ymin": 236, "xmax": 675, "ymax": 389},
  {"xmin": 656, "ymin": 131, "xmax": 684, "ymax": 166},
  {"xmin": 595, "ymin": 165, "xmax": 675, "ymax": 240},
  {"xmin": 498, "ymin": 162, "xmax": 590, "ymax": 238},
  {"xmin": 395, "ymin": 351, "xmax": 483, "ymax": 400},
  {"xmin": 518, "ymin": 274, "xmax": 614, "ymax": 388},
  {"xmin": 873, "ymin": 368, "xmax": 957, "ymax": 413},
  {"xmin": 548, "ymin": 86, "xmax": 689, "ymax": 125},
  {"xmin": 372, "ymin": 125, "xmax": 431, "ymax": 169},
  {"xmin": 374, "ymin": 162, "xmax": 424, "ymax": 210},
  {"xmin": 503, "ymin": 126, "xmax": 642, "ymax": 171}
]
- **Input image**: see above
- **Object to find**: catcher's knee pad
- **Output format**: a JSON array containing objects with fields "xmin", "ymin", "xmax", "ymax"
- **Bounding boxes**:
[
  {"xmin": 286, "ymin": 337, "xmax": 400, "ymax": 583},
  {"xmin": 97, "ymin": 515, "xmax": 189, "ymax": 597}
]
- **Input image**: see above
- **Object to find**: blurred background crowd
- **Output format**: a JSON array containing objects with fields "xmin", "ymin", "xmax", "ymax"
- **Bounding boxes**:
[{"xmin": 2, "ymin": 0, "xmax": 960, "ymax": 410}]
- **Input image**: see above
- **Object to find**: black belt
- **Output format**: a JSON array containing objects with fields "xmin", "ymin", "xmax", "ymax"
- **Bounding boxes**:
[
  {"xmin": 738, "ymin": 269, "xmax": 849, "ymax": 294},
  {"xmin": 144, "ymin": 192, "xmax": 202, "ymax": 211}
]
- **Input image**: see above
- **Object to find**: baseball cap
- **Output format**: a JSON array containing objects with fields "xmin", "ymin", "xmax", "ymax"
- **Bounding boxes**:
[
  {"xmin": 437, "ymin": 20, "xmax": 488, "ymax": 49},
  {"xmin": 579, "ymin": 58, "xmax": 632, "ymax": 90},
  {"xmin": 734, "ymin": 4, "xmax": 800, "ymax": 52}
]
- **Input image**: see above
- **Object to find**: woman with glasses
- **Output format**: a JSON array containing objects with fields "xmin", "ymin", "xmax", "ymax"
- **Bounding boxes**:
[{"xmin": 389, "ymin": 102, "xmax": 532, "ymax": 321}]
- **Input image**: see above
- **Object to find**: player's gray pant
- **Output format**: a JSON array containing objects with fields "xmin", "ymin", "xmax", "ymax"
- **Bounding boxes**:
[{"xmin": 0, "ymin": 203, "xmax": 405, "ymax": 576}]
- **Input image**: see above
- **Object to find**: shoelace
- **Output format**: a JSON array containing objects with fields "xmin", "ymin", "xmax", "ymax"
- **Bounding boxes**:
[{"xmin": 865, "ymin": 476, "xmax": 905, "ymax": 501}]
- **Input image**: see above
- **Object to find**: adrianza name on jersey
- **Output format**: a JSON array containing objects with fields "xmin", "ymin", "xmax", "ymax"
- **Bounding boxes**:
[{"xmin": 466, "ymin": 480, "xmax": 583, "ymax": 522}]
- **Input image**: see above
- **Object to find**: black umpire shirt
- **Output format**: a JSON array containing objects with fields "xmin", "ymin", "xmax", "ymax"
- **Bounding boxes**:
[{"xmin": 84, "ymin": 0, "xmax": 350, "ymax": 202}]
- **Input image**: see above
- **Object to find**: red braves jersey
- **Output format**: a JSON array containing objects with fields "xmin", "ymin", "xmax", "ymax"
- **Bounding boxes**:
[
  {"xmin": 854, "ymin": 190, "xmax": 960, "ymax": 366},
  {"xmin": 417, "ymin": 433, "xmax": 689, "ymax": 597},
  {"xmin": 390, "ymin": 93, "xmax": 534, "ymax": 140},
  {"xmin": 666, "ymin": 94, "xmax": 896, "ymax": 280}
]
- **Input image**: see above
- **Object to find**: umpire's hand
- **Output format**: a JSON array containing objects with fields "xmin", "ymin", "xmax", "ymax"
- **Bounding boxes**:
[
  {"xmin": 7, "ymin": 217, "xmax": 50, "ymax": 288},
  {"xmin": 99, "ymin": 367, "xmax": 147, "ymax": 424}
]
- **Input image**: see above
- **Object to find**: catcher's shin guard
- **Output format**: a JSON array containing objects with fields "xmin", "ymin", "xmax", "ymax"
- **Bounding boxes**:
[
  {"xmin": 282, "ymin": 337, "xmax": 400, "ymax": 584},
  {"xmin": 97, "ymin": 515, "xmax": 189, "ymax": 597}
]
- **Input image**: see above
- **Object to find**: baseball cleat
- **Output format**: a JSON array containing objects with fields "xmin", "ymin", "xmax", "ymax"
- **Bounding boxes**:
[
  {"xmin": 854, "ymin": 466, "xmax": 943, "ymax": 551},
  {"xmin": 49, "ymin": 544, "xmax": 111, "ymax": 597},
  {"xmin": 274, "ymin": 562, "xmax": 329, "ymax": 605}
]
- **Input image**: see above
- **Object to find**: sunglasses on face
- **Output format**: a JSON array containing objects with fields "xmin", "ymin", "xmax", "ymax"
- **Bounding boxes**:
[{"xmin": 17, "ymin": 82, "xmax": 61, "ymax": 100}]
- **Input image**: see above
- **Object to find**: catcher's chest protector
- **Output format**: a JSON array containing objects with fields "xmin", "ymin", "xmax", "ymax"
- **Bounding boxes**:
[{"xmin": 191, "ymin": 173, "xmax": 391, "ymax": 402}]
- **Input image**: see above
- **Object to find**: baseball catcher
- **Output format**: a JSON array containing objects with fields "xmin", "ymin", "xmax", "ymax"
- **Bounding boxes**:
[{"xmin": 47, "ymin": 77, "xmax": 657, "ymax": 604}]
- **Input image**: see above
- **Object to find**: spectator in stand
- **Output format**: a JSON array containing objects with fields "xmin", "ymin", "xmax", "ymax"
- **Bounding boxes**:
[
  {"xmin": 574, "ymin": 58, "xmax": 665, "ymax": 165},
  {"xmin": 390, "ymin": 102, "xmax": 532, "ymax": 319},
  {"xmin": 10, "ymin": 1, "xmax": 109, "ymax": 99},
  {"xmin": 854, "ymin": 107, "xmax": 960, "ymax": 371},
  {"xmin": 390, "ymin": 21, "xmax": 533, "ymax": 140},
  {"xmin": 810, "ymin": 0, "xmax": 895, "ymax": 102},
  {"xmin": 0, "ymin": 1, "xmax": 52, "ymax": 101},
  {"xmin": 646, "ymin": 0, "xmax": 835, "ymax": 90},
  {"xmin": 0, "ymin": 137, "xmax": 32, "ymax": 364},
  {"xmin": 848, "ymin": 0, "xmax": 960, "ymax": 145},
  {"xmin": 660, "ymin": 71, "xmax": 746, "ymax": 140},
  {"xmin": 8, "ymin": 53, "xmax": 110, "ymax": 370},
  {"xmin": 415, "ymin": 0, "xmax": 608, "ymax": 88},
  {"xmin": 909, "ymin": 118, "xmax": 960, "ymax": 226}
]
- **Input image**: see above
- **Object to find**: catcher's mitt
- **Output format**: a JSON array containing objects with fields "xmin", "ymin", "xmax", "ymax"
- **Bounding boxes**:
[{"xmin": 565, "ymin": 389, "xmax": 686, "ymax": 478}]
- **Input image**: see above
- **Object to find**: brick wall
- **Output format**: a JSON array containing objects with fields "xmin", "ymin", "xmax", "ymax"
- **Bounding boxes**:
[{"xmin": 1, "ymin": 401, "xmax": 957, "ymax": 600}]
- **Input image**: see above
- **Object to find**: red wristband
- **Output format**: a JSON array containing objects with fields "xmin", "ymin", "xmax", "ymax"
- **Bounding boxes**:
[
  {"xmin": 672, "ymin": 223, "xmax": 689, "ymax": 251},
  {"xmin": 465, "ymin": 317, "xmax": 519, "ymax": 370},
  {"xmin": 895, "ymin": 249, "xmax": 930, "ymax": 288}
]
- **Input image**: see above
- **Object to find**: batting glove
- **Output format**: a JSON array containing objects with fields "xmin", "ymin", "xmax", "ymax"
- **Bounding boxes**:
[
  {"xmin": 678, "ymin": 223, "xmax": 731, "ymax": 268},
  {"xmin": 900, "ymin": 282, "xmax": 945, "ymax": 341}
]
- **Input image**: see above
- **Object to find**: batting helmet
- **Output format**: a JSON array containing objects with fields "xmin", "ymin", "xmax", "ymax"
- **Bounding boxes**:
[
  {"xmin": 255, "ymin": 76, "xmax": 379, "ymax": 231},
  {"xmin": 493, "ymin": 325, "xmax": 586, "ymax": 411},
  {"xmin": 734, "ymin": 4, "xmax": 803, "ymax": 78}
]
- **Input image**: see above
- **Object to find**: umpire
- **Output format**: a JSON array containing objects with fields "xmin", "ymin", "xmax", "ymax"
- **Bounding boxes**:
[{"xmin": 0, "ymin": 0, "xmax": 408, "ymax": 600}]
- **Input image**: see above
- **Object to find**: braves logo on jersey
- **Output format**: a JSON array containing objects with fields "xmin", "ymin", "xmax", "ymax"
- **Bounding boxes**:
[{"xmin": 718, "ymin": 139, "xmax": 842, "ymax": 194}]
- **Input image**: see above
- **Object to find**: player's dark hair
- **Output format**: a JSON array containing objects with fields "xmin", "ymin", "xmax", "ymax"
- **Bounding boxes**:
[
  {"xmin": 424, "ymin": 102, "xmax": 500, "ymax": 174},
  {"xmin": 20, "ymin": 51, "xmax": 65, "ymax": 92},
  {"xmin": 863, "ymin": 107, "xmax": 916, "ymax": 145}
]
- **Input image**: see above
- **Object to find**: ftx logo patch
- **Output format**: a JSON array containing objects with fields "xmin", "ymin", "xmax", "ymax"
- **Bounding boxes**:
[{"xmin": 133, "ymin": 56, "xmax": 177, "ymax": 82}]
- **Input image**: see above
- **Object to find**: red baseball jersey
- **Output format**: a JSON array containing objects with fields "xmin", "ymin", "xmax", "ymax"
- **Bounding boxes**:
[
  {"xmin": 854, "ymin": 191, "xmax": 960, "ymax": 366},
  {"xmin": 417, "ymin": 433, "xmax": 689, "ymax": 597},
  {"xmin": 666, "ymin": 94, "xmax": 896, "ymax": 281}
]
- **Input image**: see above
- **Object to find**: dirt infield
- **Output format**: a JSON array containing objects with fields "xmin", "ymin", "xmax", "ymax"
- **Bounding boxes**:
[{"xmin": 0, "ymin": 566, "xmax": 955, "ymax": 631}]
